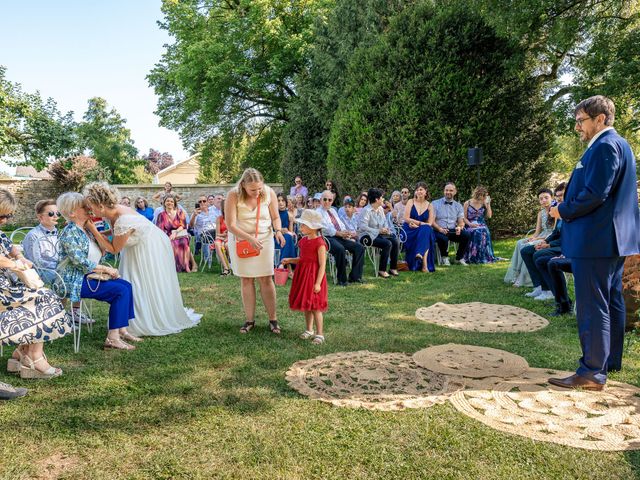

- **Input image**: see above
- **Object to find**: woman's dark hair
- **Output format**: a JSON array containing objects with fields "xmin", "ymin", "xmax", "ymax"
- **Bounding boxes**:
[
  {"xmin": 537, "ymin": 188, "xmax": 553, "ymax": 197},
  {"xmin": 554, "ymin": 182, "xmax": 566, "ymax": 194},
  {"xmin": 367, "ymin": 188, "xmax": 384, "ymax": 204},
  {"xmin": 276, "ymin": 192, "xmax": 287, "ymax": 208},
  {"xmin": 35, "ymin": 199, "xmax": 56, "ymax": 215},
  {"xmin": 326, "ymin": 179, "xmax": 340, "ymax": 207},
  {"xmin": 355, "ymin": 192, "xmax": 368, "ymax": 207},
  {"xmin": 220, "ymin": 199, "xmax": 225, "ymax": 218},
  {"xmin": 414, "ymin": 181, "xmax": 430, "ymax": 200}
]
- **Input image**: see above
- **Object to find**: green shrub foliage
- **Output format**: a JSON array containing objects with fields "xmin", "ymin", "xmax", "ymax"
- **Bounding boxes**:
[{"xmin": 326, "ymin": 1, "xmax": 554, "ymax": 233}]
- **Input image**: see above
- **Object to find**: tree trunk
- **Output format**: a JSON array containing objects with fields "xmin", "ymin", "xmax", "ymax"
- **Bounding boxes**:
[{"xmin": 623, "ymin": 254, "xmax": 640, "ymax": 331}]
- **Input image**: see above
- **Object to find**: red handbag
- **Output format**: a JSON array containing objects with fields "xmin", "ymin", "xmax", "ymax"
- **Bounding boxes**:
[{"xmin": 236, "ymin": 196, "xmax": 261, "ymax": 258}]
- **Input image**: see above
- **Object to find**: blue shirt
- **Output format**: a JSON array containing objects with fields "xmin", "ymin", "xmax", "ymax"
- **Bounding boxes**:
[
  {"xmin": 432, "ymin": 197, "xmax": 464, "ymax": 229},
  {"xmin": 136, "ymin": 207, "xmax": 154, "ymax": 222},
  {"xmin": 22, "ymin": 224, "xmax": 59, "ymax": 270}
]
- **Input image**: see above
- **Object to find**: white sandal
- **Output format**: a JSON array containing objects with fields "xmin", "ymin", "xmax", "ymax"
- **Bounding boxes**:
[
  {"xmin": 19, "ymin": 355, "xmax": 63, "ymax": 379},
  {"xmin": 312, "ymin": 335, "xmax": 325, "ymax": 345},
  {"xmin": 299, "ymin": 330, "xmax": 314, "ymax": 340}
]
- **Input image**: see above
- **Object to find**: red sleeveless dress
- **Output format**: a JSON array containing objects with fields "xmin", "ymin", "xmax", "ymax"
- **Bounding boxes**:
[{"xmin": 289, "ymin": 236, "xmax": 328, "ymax": 312}]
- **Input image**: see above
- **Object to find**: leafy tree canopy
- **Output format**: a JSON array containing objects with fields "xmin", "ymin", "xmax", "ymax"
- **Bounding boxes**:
[{"xmin": 143, "ymin": 148, "xmax": 175, "ymax": 175}]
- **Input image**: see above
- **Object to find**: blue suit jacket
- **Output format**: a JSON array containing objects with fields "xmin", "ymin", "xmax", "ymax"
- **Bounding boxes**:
[{"xmin": 559, "ymin": 129, "xmax": 640, "ymax": 258}]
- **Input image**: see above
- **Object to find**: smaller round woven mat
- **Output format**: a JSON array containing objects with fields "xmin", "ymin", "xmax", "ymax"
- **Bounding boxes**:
[
  {"xmin": 415, "ymin": 302, "xmax": 549, "ymax": 333},
  {"xmin": 412, "ymin": 344, "xmax": 529, "ymax": 379},
  {"xmin": 449, "ymin": 369, "xmax": 640, "ymax": 451},
  {"xmin": 286, "ymin": 351, "xmax": 464, "ymax": 411}
]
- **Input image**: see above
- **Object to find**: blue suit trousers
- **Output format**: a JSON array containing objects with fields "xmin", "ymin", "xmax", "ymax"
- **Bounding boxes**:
[
  {"xmin": 572, "ymin": 257, "xmax": 626, "ymax": 383},
  {"xmin": 80, "ymin": 276, "xmax": 134, "ymax": 330}
]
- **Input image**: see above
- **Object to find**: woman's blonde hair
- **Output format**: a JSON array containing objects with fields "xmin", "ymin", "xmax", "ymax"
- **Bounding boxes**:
[
  {"xmin": 57, "ymin": 192, "xmax": 85, "ymax": 221},
  {"xmin": 0, "ymin": 189, "xmax": 16, "ymax": 215},
  {"xmin": 472, "ymin": 185, "xmax": 488, "ymax": 200},
  {"xmin": 83, "ymin": 182, "xmax": 120, "ymax": 208},
  {"xmin": 135, "ymin": 196, "xmax": 148, "ymax": 208},
  {"xmin": 235, "ymin": 168, "xmax": 267, "ymax": 203}
]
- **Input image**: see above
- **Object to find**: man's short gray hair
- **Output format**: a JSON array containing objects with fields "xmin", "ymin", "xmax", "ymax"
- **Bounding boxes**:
[
  {"xmin": 57, "ymin": 192, "xmax": 85, "ymax": 221},
  {"xmin": 575, "ymin": 95, "xmax": 615, "ymax": 126}
]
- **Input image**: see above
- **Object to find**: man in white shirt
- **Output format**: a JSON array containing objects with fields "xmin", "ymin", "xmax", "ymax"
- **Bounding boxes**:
[{"xmin": 317, "ymin": 190, "xmax": 364, "ymax": 286}]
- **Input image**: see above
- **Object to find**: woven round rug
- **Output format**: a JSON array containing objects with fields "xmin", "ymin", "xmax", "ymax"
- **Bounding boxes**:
[
  {"xmin": 412, "ymin": 344, "xmax": 529, "ymax": 379},
  {"xmin": 415, "ymin": 302, "xmax": 549, "ymax": 333},
  {"xmin": 285, "ymin": 351, "xmax": 464, "ymax": 411},
  {"xmin": 449, "ymin": 369, "xmax": 640, "ymax": 451}
]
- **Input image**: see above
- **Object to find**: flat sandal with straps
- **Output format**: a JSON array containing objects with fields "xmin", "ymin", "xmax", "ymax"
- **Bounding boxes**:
[{"xmin": 240, "ymin": 321, "xmax": 255, "ymax": 334}]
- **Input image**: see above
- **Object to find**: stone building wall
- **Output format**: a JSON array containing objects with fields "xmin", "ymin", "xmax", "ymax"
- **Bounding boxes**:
[{"xmin": 0, "ymin": 179, "xmax": 282, "ymax": 227}]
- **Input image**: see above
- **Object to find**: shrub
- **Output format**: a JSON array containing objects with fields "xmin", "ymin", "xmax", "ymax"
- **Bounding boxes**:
[{"xmin": 48, "ymin": 155, "xmax": 111, "ymax": 191}]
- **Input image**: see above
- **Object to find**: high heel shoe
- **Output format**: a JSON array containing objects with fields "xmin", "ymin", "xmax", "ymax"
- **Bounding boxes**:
[
  {"xmin": 19, "ymin": 354, "xmax": 63, "ymax": 379},
  {"xmin": 104, "ymin": 337, "xmax": 135, "ymax": 350},
  {"xmin": 7, "ymin": 346, "xmax": 25, "ymax": 374}
]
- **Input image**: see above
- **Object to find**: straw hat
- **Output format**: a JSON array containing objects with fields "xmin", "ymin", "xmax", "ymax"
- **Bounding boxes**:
[{"xmin": 296, "ymin": 209, "xmax": 325, "ymax": 230}]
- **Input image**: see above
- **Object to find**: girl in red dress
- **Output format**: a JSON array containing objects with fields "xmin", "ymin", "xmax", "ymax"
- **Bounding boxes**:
[{"xmin": 282, "ymin": 209, "xmax": 328, "ymax": 344}]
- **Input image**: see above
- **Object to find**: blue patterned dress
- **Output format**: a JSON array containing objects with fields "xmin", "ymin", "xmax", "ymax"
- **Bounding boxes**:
[
  {"xmin": 464, "ymin": 204, "xmax": 496, "ymax": 264},
  {"xmin": 402, "ymin": 205, "xmax": 436, "ymax": 272},
  {"xmin": 0, "ymin": 232, "xmax": 71, "ymax": 346}
]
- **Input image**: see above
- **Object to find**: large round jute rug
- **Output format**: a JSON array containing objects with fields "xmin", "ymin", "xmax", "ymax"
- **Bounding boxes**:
[
  {"xmin": 285, "ymin": 351, "xmax": 464, "ymax": 411},
  {"xmin": 415, "ymin": 302, "xmax": 549, "ymax": 333},
  {"xmin": 412, "ymin": 344, "xmax": 529, "ymax": 379},
  {"xmin": 449, "ymin": 368, "xmax": 640, "ymax": 451}
]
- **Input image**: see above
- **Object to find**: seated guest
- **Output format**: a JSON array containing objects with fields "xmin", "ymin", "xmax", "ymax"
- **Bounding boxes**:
[
  {"xmin": 156, "ymin": 194, "xmax": 195, "ymax": 272},
  {"xmin": 504, "ymin": 188, "xmax": 555, "ymax": 286},
  {"xmin": 432, "ymin": 182, "xmax": 471, "ymax": 266},
  {"xmin": 289, "ymin": 176, "xmax": 308, "ymax": 200},
  {"xmin": 120, "ymin": 196, "xmax": 131, "ymax": 207},
  {"xmin": 393, "ymin": 187, "xmax": 411, "ymax": 226},
  {"xmin": 152, "ymin": 182, "xmax": 186, "ymax": 223},
  {"xmin": 402, "ymin": 182, "xmax": 436, "ymax": 272},
  {"xmin": 545, "ymin": 255, "xmax": 573, "ymax": 316},
  {"xmin": 215, "ymin": 200, "xmax": 231, "ymax": 276},
  {"xmin": 312, "ymin": 193, "xmax": 322, "ymax": 210},
  {"xmin": 338, "ymin": 198, "xmax": 358, "ymax": 232},
  {"xmin": 22, "ymin": 199, "xmax": 93, "ymax": 325},
  {"xmin": 22, "ymin": 199, "xmax": 61, "ymax": 285},
  {"xmin": 317, "ymin": 190, "xmax": 364, "ymax": 286},
  {"xmin": 275, "ymin": 193, "xmax": 297, "ymax": 276},
  {"xmin": 355, "ymin": 192, "xmax": 368, "ymax": 213},
  {"xmin": 521, "ymin": 183, "xmax": 566, "ymax": 301},
  {"xmin": 463, "ymin": 186, "xmax": 497, "ymax": 264},
  {"xmin": 357, "ymin": 188, "xmax": 400, "ymax": 278},
  {"xmin": 56, "ymin": 192, "xmax": 139, "ymax": 351},
  {"xmin": 135, "ymin": 196, "xmax": 154, "ymax": 221},
  {"xmin": 1, "ymin": 189, "xmax": 72, "ymax": 380},
  {"xmin": 294, "ymin": 194, "xmax": 305, "ymax": 218},
  {"xmin": 306, "ymin": 196, "xmax": 314, "ymax": 209}
]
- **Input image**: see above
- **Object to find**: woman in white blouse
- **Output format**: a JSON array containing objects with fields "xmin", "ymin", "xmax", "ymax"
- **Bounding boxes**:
[{"xmin": 357, "ymin": 188, "xmax": 400, "ymax": 278}]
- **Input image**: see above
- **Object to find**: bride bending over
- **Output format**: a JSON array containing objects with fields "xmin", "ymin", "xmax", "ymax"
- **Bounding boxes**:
[{"xmin": 83, "ymin": 182, "xmax": 201, "ymax": 336}]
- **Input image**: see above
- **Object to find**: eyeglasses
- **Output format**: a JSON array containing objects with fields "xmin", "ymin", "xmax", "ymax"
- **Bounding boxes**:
[
  {"xmin": 321, "ymin": 198, "xmax": 333, "ymax": 202},
  {"xmin": 575, "ymin": 116, "xmax": 593, "ymax": 126},
  {"xmin": 0, "ymin": 213, "xmax": 14, "ymax": 220},
  {"xmin": 401, "ymin": 190, "xmax": 409, "ymax": 194},
  {"xmin": 47, "ymin": 211, "xmax": 62, "ymax": 217}
]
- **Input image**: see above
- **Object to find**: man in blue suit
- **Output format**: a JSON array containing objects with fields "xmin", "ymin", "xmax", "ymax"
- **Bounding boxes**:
[{"xmin": 549, "ymin": 95, "xmax": 640, "ymax": 390}]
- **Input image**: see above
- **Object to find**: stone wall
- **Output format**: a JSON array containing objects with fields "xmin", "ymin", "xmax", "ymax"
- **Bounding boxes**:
[{"xmin": 0, "ymin": 179, "xmax": 283, "ymax": 226}]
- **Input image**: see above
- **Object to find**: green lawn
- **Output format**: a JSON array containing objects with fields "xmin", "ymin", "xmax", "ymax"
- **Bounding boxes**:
[{"xmin": 1, "ymin": 239, "xmax": 639, "ymax": 480}]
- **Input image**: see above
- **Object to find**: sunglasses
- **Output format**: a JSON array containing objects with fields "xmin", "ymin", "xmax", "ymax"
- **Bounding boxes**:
[
  {"xmin": 0, "ymin": 213, "xmax": 14, "ymax": 220},
  {"xmin": 45, "ymin": 211, "xmax": 61, "ymax": 217},
  {"xmin": 321, "ymin": 198, "xmax": 333, "ymax": 202}
]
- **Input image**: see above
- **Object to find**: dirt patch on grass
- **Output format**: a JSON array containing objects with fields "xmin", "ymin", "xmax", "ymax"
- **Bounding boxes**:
[{"xmin": 34, "ymin": 453, "xmax": 79, "ymax": 480}]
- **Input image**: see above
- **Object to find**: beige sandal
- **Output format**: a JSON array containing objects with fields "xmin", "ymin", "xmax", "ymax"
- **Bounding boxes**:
[
  {"xmin": 7, "ymin": 346, "xmax": 25, "ymax": 374},
  {"xmin": 121, "ymin": 333, "xmax": 143, "ymax": 343},
  {"xmin": 104, "ymin": 338, "xmax": 136, "ymax": 351},
  {"xmin": 19, "ymin": 355, "xmax": 63, "ymax": 379}
]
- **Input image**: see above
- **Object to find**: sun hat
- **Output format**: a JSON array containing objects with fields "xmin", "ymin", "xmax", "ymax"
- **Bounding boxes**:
[
  {"xmin": 295, "ymin": 209, "xmax": 325, "ymax": 230},
  {"xmin": 313, "ymin": 192, "xmax": 322, "ymax": 201}
]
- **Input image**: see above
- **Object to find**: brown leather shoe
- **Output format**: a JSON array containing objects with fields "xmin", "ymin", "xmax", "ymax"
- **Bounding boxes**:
[{"xmin": 548, "ymin": 374, "xmax": 605, "ymax": 391}]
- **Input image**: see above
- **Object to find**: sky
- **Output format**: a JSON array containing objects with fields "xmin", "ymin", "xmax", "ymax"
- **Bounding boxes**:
[{"xmin": 0, "ymin": 0, "xmax": 189, "ymax": 174}]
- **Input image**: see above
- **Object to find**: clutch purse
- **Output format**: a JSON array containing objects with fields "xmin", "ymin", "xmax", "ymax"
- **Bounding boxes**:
[
  {"xmin": 235, "ymin": 196, "xmax": 261, "ymax": 259},
  {"xmin": 14, "ymin": 268, "xmax": 44, "ymax": 290},
  {"xmin": 174, "ymin": 229, "xmax": 189, "ymax": 239}
]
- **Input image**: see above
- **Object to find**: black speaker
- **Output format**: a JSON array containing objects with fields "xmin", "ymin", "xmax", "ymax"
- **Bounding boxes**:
[{"xmin": 467, "ymin": 147, "xmax": 483, "ymax": 166}]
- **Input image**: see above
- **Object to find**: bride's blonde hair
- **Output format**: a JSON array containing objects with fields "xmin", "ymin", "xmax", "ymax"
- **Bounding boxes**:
[
  {"xmin": 235, "ymin": 168, "xmax": 267, "ymax": 203},
  {"xmin": 83, "ymin": 182, "xmax": 120, "ymax": 208}
]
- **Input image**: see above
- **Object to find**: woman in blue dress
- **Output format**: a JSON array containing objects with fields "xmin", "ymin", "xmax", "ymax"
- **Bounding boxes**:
[
  {"xmin": 402, "ymin": 182, "xmax": 436, "ymax": 272},
  {"xmin": 275, "ymin": 193, "xmax": 297, "ymax": 275},
  {"xmin": 463, "ymin": 186, "xmax": 496, "ymax": 264}
]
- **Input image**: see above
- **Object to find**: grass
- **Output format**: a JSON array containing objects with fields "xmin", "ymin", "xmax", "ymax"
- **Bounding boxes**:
[{"xmin": 1, "ymin": 239, "xmax": 639, "ymax": 480}]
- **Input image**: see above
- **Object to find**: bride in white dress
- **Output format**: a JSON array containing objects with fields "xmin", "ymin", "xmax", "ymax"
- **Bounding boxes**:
[{"xmin": 83, "ymin": 182, "xmax": 201, "ymax": 336}]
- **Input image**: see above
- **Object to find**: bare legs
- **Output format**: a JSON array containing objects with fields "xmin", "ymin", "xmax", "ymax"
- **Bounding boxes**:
[{"xmin": 239, "ymin": 276, "xmax": 278, "ymax": 330}]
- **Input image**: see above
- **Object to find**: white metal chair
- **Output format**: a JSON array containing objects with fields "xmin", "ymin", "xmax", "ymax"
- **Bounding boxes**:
[{"xmin": 198, "ymin": 230, "xmax": 216, "ymax": 271}]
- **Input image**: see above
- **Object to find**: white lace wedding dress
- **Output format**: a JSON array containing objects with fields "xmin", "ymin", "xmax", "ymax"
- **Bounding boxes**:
[{"xmin": 114, "ymin": 213, "xmax": 201, "ymax": 336}]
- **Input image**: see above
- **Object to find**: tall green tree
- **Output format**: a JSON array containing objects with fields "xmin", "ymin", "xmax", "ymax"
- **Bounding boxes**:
[
  {"xmin": 327, "ymin": 1, "xmax": 554, "ymax": 233},
  {"xmin": 77, "ymin": 97, "xmax": 140, "ymax": 184},
  {"xmin": 0, "ymin": 66, "xmax": 78, "ymax": 169},
  {"xmin": 148, "ymin": 0, "xmax": 334, "ymax": 178}
]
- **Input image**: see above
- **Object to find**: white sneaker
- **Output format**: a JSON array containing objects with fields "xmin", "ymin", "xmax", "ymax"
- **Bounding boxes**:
[
  {"xmin": 458, "ymin": 259, "xmax": 468, "ymax": 266},
  {"xmin": 442, "ymin": 257, "xmax": 450, "ymax": 266},
  {"xmin": 525, "ymin": 286, "xmax": 542, "ymax": 298},
  {"xmin": 534, "ymin": 291, "xmax": 554, "ymax": 301}
]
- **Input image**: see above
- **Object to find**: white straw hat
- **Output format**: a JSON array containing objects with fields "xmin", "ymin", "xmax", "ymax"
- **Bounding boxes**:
[{"xmin": 295, "ymin": 209, "xmax": 325, "ymax": 230}]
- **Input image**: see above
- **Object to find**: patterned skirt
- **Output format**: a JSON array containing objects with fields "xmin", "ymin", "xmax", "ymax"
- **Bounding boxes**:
[{"xmin": 0, "ymin": 270, "xmax": 71, "ymax": 346}]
